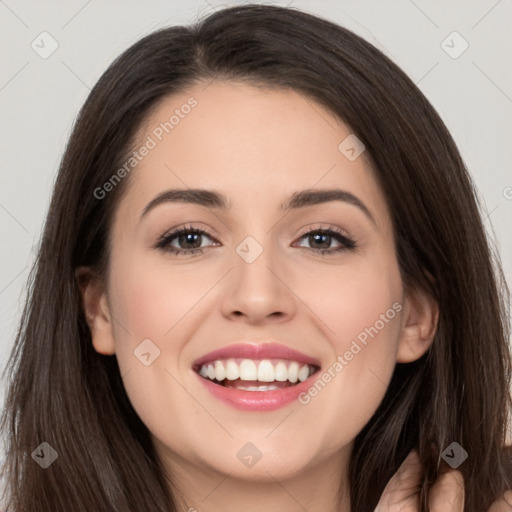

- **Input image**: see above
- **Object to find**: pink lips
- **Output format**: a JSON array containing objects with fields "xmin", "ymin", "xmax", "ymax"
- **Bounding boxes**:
[
  {"xmin": 193, "ymin": 342, "xmax": 321, "ymax": 411},
  {"xmin": 193, "ymin": 342, "xmax": 321, "ymax": 368}
]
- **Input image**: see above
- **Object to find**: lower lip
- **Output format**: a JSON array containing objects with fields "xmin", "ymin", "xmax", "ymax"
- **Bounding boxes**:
[{"xmin": 195, "ymin": 372, "xmax": 316, "ymax": 411}]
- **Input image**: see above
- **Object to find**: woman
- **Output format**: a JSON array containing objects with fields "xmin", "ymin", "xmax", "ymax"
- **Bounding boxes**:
[{"xmin": 1, "ymin": 4, "xmax": 511, "ymax": 511}]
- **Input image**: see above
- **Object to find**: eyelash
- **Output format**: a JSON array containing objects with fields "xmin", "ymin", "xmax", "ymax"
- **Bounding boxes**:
[
  {"xmin": 154, "ymin": 224, "xmax": 220, "ymax": 256},
  {"xmin": 154, "ymin": 223, "xmax": 357, "ymax": 257},
  {"xmin": 154, "ymin": 225, "xmax": 357, "ymax": 256}
]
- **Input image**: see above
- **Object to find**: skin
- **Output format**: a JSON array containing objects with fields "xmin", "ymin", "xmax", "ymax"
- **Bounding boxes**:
[
  {"xmin": 379, "ymin": 451, "xmax": 512, "ymax": 511},
  {"xmin": 78, "ymin": 80, "xmax": 496, "ymax": 511}
]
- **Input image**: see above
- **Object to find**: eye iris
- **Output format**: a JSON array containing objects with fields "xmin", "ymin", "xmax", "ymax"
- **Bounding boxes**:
[
  {"xmin": 179, "ymin": 232, "xmax": 201, "ymax": 249},
  {"xmin": 309, "ymin": 233, "xmax": 331, "ymax": 249}
]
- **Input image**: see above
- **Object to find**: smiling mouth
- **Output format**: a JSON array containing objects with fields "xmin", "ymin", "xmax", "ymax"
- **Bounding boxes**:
[{"xmin": 194, "ymin": 358, "xmax": 320, "ymax": 391}]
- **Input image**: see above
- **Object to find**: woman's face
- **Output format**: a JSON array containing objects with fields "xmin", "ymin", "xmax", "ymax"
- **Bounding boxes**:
[{"xmin": 91, "ymin": 81, "xmax": 420, "ymax": 491}]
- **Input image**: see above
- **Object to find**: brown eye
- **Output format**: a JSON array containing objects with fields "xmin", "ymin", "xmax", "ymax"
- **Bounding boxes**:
[
  {"xmin": 155, "ymin": 225, "xmax": 219, "ymax": 255},
  {"xmin": 307, "ymin": 233, "xmax": 335, "ymax": 250},
  {"xmin": 295, "ymin": 228, "xmax": 356, "ymax": 254},
  {"xmin": 175, "ymin": 232, "xmax": 204, "ymax": 250}
]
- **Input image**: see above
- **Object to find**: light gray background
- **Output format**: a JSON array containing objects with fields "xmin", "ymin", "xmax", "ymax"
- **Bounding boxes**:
[{"xmin": 1, "ymin": 0, "xmax": 511, "ymax": 463}]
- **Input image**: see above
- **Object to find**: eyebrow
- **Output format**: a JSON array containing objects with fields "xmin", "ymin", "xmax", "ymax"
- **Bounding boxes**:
[{"xmin": 140, "ymin": 188, "xmax": 375, "ymax": 224}]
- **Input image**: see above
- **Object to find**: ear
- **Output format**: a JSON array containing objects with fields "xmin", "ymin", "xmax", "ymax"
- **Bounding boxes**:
[
  {"xmin": 75, "ymin": 266, "xmax": 116, "ymax": 355},
  {"xmin": 396, "ymin": 287, "xmax": 438, "ymax": 363}
]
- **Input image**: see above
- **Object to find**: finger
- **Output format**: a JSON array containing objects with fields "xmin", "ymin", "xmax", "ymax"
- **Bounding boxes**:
[
  {"xmin": 487, "ymin": 490, "xmax": 512, "ymax": 511},
  {"xmin": 375, "ymin": 450, "xmax": 422, "ymax": 511},
  {"xmin": 429, "ymin": 469, "xmax": 464, "ymax": 512}
]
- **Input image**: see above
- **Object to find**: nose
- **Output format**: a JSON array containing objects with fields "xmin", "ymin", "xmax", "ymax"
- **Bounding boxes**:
[{"xmin": 220, "ymin": 241, "xmax": 297, "ymax": 325}]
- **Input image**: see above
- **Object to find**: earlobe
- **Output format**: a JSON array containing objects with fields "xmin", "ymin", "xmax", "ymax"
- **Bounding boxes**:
[
  {"xmin": 396, "ymin": 287, "xmax": 439, "ymax": 363},
  {"xmin": 75, "ymin": 267, "xmax": 116, "ymax": 356}
]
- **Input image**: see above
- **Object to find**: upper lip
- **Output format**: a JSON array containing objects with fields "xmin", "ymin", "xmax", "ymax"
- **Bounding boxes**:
[{"xmin": 193, "ymin": 342, "xmax": 321, "ymax": 369}]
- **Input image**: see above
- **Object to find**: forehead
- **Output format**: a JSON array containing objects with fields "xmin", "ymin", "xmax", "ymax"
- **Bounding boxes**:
[{"xmin": 115, "ymin": 80, "xmax": 389, "ymax": 225}]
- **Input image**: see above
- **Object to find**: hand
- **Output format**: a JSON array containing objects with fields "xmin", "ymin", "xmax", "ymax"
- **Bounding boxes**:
[
  {"xmin": 489, "ymin": 491, "xmax": 512, "ymax": 511},
  {"xmin": 375, "ymin": 449, "xmax": 512, "ymax": 511}
]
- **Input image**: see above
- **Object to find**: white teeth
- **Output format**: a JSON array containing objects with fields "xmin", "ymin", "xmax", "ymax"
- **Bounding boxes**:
[
  {"xmin": 214, "ymin": 360, "xmax": 225, "ymax": 381},
  {"xmin": 274, "ymin": 362, "xmax": 288, "ymax": 381},
  {"xmin": 257, "ymin": 360, "xmax": 275, "ymax": 382},
  {"xmin": 239, "ymin": 359, "xmax": 258, "ymax": 381},
  {"xmin": 288, "ymin": 362, "xmax": 299, "ymax": 383},
  {"xmin": 225, "ymin": 359, "xmax": 239, "ymax": 380},
  {"xmin": 231, "ymin": 384, "xmax": 283, "ymax": 392},
  {"xmin": 198, "ymin": 358, "xmax": 316, "ymax": 385},
  {"xmin": 298, "ymin": 365, "xmax": 310, "ymax": 382}
]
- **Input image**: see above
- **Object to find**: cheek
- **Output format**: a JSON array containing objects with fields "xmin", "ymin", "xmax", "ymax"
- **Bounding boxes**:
[
  {"xmin": 291, "ymin": 257, "xmax": 403, "ymax": 447},
  {"xmin": 104, "ymin": 252, "xmax": 201, "ymax": 392},
  {"xmin": 109, "ymin": 252, "xmax": 217, "ymax": 343},
  {"xmin": 106, "ymin": 253, "xmax": 211, "ymax": 442},
  {"xmin": 299, "ymin": 253, "xmax": 403, "ymax": 352}
]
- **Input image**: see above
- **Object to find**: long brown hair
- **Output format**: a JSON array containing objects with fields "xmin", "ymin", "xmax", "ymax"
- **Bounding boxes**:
[{"xmin": 1, "ymin": 4, "xmax": 510, "ymax": 510}]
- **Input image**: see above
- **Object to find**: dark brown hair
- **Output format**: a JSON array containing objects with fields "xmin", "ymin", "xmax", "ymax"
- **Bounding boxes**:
[{"xmin": 1, "ymin": 4, "xmax": 510, "ymax": 510}]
